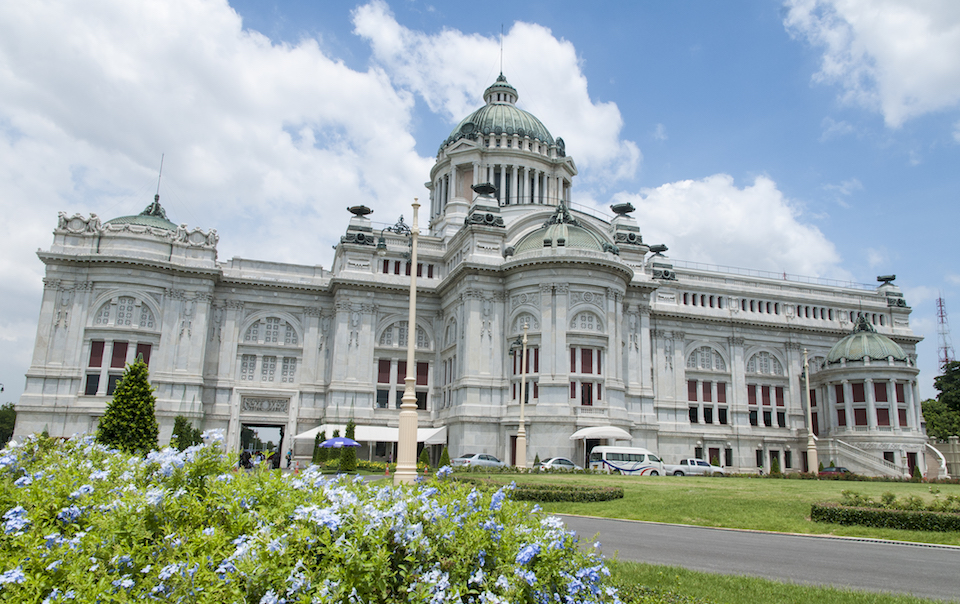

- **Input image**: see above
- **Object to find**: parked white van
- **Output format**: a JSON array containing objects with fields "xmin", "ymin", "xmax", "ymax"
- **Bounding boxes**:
[{"xmin": 588, "ymin": 446, "xmax": 665, "ymax": 475}]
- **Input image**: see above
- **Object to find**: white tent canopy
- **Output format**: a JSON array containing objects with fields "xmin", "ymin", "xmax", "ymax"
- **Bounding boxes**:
[
  {"xmin": 568, "ymin": 426, "xmax": 632, "ymax": 441},
  {"xmin": 293, "ymin": 424, "xmax": 447, "ymax": 445}
]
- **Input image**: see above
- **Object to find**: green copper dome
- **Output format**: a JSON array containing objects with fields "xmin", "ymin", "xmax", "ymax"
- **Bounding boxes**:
[
  {"xmin": 443, "ymin": 74, "xmax": 555, "ymax": 149},
  {"xmin": 513, "ymin": 203, "xmax": 612, "ymax": 254},
  {"xmin": 106, "ymin": 195, "xmax": 177, "ymax": 231},
  {"xmin": 826, "ymin": 315, "xmax": 907, "ymax": 364}
]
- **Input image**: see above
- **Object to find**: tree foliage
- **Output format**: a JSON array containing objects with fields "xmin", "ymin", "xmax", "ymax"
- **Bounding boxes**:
[
  {"xmin": 419, "ymin": 447, "xmax": 430, "ymax": 469},
  {"xmin": 934, "ymin": 361, "xmax": 960, "ymax": 413},
  {"xmin": 438, "ymin": 446, "xmax": 450, "ymax": 468},
  {"xmin": 312, "ymin": 431, "xmax": 326, "ymax": 464},
  {"xmin": 340, "ymin": 419, "xmax": 357, "ymax": 472},
  {"xmin": 95, "ymin": 359, "xmax": 158, "ymax": 455},
  {"xmin": 0, "ymin": 403, "xmax": 16, "ymax": 446},
  {"xmin": 922, "ymin": 398, "xmax": 960, "ymax": 440},
  {"xmin": 170, "ymin": 415, "xmax": 202, "ymax": 451}
]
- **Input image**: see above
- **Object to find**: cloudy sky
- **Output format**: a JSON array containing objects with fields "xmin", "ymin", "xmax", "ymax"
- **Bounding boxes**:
[{"xmin": 2, "ymin": 0, "xmax": 959, "ymax": 404}]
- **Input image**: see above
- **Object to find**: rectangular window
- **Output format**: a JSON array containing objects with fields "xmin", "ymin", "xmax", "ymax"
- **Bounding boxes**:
[
  {"xmin": 687, "ymin": 380, "xmax": 698, "ymax": 402},
  {"xmin": 382, "ymin": 260, "xmax": 389, "ymax": 274},
  {"xmin": 378, "ymin": 359, "xmax": 391, "ymax": 383},
  {"xmin": 898, "ymin": 408, "xmax": 908, "ymax": 427},
  {"xmin": 852, "ymin": 382, "xmax": 866, "ymax": 403},
  {"xmin": 724, "ymin": 448, "xmax": 733, "ymax": 467},
  {"xmin": 415, "ymin": 391, "xmax": 427, "ymax": 411},
  {"xmin": 809, "ymin": 389, "xmax": 817, "ymax": 407},
  {"xmin": 748, "ymin": 384, "xmax": 757, "ymax": 406},
  {"xmin": 703, "ymin": 381, "xmax": 712, "ymax": 402},
  {"xmin": 570, "ymin": 382, "xmax": 577, "ymax": 399},
  {"xmin": 597, "ymin": 350, "xmax": 601, "ymax": 375},
  {"xmin": 394, "ymin": 260, "xmax": 401, "ymax": 275},
  {"xmin": 763, "ymin": 410, "xmax": 772, "ymax": 427},
  {"xmin": 811, "ymin": 412, "xmax": 819, "ymax": 436},
  {"xmin": 896, "ymin": 383, "xmax": 906, "ymax": 403},
  {"xmin": 854, "ymin": 408, "xmax": 868, "ymax": 426},
  {"xmin": 570, "ymin": 348, "xmax": 576, "ymax": 372},
  {"xmin": 532, "ymin": 348, "xmax": 539, "ymax": 373},
  {"xmin": 718, "ymin": 407, "xmax": 728, "ymax": 425},
  {"xmin": 396, "ymin": 361, "xmax": 407, "ymax": 384},
  {"xmin": 240, "ymin": 355, "xmax": 256, "ymax": 381},
  {"xmin": 883, "ymin": 451, "xmax": 895, "ymax": 463},
  {"xmin": 762, "ymin": 385, "xmax": 771, "ymax": 406},
  {"xmin": 110, "ymin": 342, "xmax": 128, "ymax": 368},
  {"xmin": 581, "ymin": 348, "xmax": 593, "ymax": 374},
  {"xmin": 416, "ymin": 263, "xmax": 423, "ymax": 277},
  {"xmin": 785, "ymin": 451, "xmax": 792, "ymax": 469},
  {"xmin": 750, "ymin": 410, "xmax": 758, "ymax": 426},
  {"xmin": 533, "ymin": 381, "xmax": 539, "ymax": 399},
  {"xmin": 874, "ymin": 382, "xmax": 888, "ymax": 403},
  {"xmin": 775, "ymin": 386, "xmax": 784, "ymax": 406},
  {"xmin": 376, "ymin": 389, "xmax": 389, "ymax": 409},
  {"xmin": 261, "ymin": 356, "xmax": 276, "ymax": 381},
  {"xmin": 777, "ymin": 411, "xmax": 785, "ymax": 428},
  {"xmin": 756, "ymin": 450, "xmax": 764, "ymax": 468},
  {"xmin": 88, "ymin": 341, "xmax": 105, "ymax": 367},
  {"xmin": 835, "ymin": 384, "xmax": 845, "ymax": 404},
  {"xmin": 405, "ymin": 262, "xmax": 411, "ymax": 276},
  {"xmin": 427, "ymin": 264, "xmax": 434, "ymax": 279},
  {"xmin": 703, "ymin": 407, "xmax": 713, "ymax": 424},
  {"xmin": 717, "ymin": 382, "xmax": 726, "ymax": 403},
  {"xmin": 281, "ymin": 358, "xmax": 297, "ymax": 383},
  {"xmin": 837, "ymin": 408, "xmax": 847, "ymax": 427},
  {"xmin": 135, "ymin": 343, "xmax": 151, "ymax": 366},
  {"xmin": 416, "ymin": 362, "xmax": 429, "ymax": 386},
  {"xmin": 84, "ymin": 374, "xmax": 100, "ymax": 396},
  {"xmin": 689, "ymin": 407, "xmax": 699, "ymax": 423},
  {"xmin": 512, "ymin": 383, "xmax": 516, "ymax": 400},
  {"xmin": 694, "ymin": 446, "xmax": 703, "ymax": 459},
  {"xmin": 596, "ymin": 382, "xmax": 602, "ymax": 401},
  {"xmin": 106, "ymin": 374, "xmax": 123, "ymax": 395},
  {"xmin": 877, "ymin": 408, "xmax": 890, "ymax": 426}
]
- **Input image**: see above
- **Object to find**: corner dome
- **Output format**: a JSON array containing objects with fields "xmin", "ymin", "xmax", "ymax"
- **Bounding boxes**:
[
  {"xmin": 826, "ymin": 315, "xmax": 907, "ymax": 364},
  {"xmin": 514, "ymin": 203, "xmax": 611, "ymax": 254},
  {"xmin": 105, "ymin": 195, "xmax": 177, "ymax": 231},
  {"xmin": 443, "ymin": 74, "xmax": 555, "ymax": 149}
]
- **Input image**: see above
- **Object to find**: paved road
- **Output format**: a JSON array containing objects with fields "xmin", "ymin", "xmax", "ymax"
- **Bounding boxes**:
[{"xmin": 560, "ymin": 515, "xmax": 960, "ymax": 602}]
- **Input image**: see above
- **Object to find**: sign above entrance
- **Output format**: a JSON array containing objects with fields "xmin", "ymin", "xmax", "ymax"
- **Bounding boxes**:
[{"xmin": 241, "ymin": 397, "xmax": 289, "ymax": 413}]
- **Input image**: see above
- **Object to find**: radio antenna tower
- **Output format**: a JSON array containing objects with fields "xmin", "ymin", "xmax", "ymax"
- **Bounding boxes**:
[{"xmin": 937, "ymin": 295, "xmax": 956, "ymax": 368}]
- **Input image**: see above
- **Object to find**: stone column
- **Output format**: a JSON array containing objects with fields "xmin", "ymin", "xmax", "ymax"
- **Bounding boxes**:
[
  {"xmin": 498, "ymin": 165, "xmax": 506, "ymax": 204},
  {"xmin": 842, "ymin": 380, "xmax": 853, "ymax": 431},
  {"xmin": 910, "ymin": 380, "xmax": 921, "ymax": 431},
  {"xmin": 890, "ymin": 380, "xmax": 901, "ymax": 429},
  {"xmin": 300, "ymin": 307, "xmax": 321, "ymax": 385},
  {"xmin": 728, "ymin": 336, "xmax": 746, "ymax": 417},
  {"xmin": 521, "ymin": 166, "xmax": 529, "ymax": 204},
  {"xmin": 512, "ymin": 165, "xmax": 520, "ymax": 205},
  {"xmin": 539, "ymin": 284, "xmax": 554, "ymax": 377},
  {"xmin": 638, "ymin": 308, "xmax": 652, "ymax": 396},
  {"xmin": 865, "ymin": 378, "xmax": 877, "ymax": 429},
  {"xmin": 606, "ymin": 289, "xmax": 623, "ymax": 388},
  {"xmin": 554, "ymin": 284, "xmax": 569, "ymax": 381},
  {"xmin": 533, "ymin": 170, "xmax": 540, "ymax": 204}
]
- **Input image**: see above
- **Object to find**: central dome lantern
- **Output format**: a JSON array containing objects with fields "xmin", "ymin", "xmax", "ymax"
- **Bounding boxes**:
[{"xmin": 443, "ymin": 74, "xmax": 555, "ymax": 149}]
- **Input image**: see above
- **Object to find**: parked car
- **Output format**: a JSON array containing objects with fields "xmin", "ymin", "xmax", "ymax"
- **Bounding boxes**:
[
  {"xmin": 537, "ymin": 457, "xmax": 583, "ymax": 471},
  {"xmin": 588, "ymin": 446, "xmax": 665, "ymax": 475},
  {"xmin": 663, "ymin": 458, "xmax": 725, "ymax": 476},
  {"xmin": 451, "ymin": 453, "xmax": 505, "ymax": 468},
  {"xmin": 819, "ymin": 466, "xmax": 853, "ymax": 477}
]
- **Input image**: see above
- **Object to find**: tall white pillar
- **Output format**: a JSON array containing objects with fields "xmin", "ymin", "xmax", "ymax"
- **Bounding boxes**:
[
  {"xmin": 533, "ymin": 171, "xmax": 540, "ymax": 204},
  {"xmin": 498, "ymin": 165, "xmax": 506, "ymax": 204},
  {"xmin": 865, "ymin": 378, "xmax": 877, "ymax": 429}
]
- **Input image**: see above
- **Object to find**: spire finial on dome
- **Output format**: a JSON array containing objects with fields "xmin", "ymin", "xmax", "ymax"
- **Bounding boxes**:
[{"xmin": 853, "ymin": 313, "xmax": 876, "ymax": 334}]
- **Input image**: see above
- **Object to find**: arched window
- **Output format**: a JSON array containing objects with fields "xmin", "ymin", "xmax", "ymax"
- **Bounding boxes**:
[
  {"xmin": 746, "ymin": 351, "xmax": 784, "ymax": 376},
  {"xmin": 686, "ymin": 346, "xmax": 726, "ymax": 372},
  {"xmin": 379, "ymin": 321, "xmax": 431, "ymax": 350},
  {"xmin": 91, "ymin": 295, "xmax": 157, "ymax": 330},
  {"xmin": 243, "ymin": 317, "xmax": 299, "ymax": 345},
  {"xmin": 570, "ymin": 311, "xmax": 602, "ymax": 332}
]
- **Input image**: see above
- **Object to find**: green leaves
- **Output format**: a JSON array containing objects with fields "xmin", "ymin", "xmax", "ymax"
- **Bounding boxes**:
[{"xmin": 95, "ymin": 359, "xmax": 158, "ymax": 455}]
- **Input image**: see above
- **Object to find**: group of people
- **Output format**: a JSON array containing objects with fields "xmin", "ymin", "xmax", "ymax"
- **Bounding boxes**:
[{"xmin": 238, "ymin": 449, "xmax": 294, "ymax": 470}]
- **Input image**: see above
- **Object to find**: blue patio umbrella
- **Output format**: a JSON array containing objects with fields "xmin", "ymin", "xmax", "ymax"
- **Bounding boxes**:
[{"xmin": 321, "ymin": 436, "xmax": 360, "ymax": 449}]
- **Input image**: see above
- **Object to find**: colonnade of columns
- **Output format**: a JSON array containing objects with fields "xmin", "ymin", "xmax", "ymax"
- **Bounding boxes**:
[
  {"xmin": 813, "ymin": 377, "xmax": 921, "ymax": 435},
  {"xmin": 430, "ymin": 161, "xmax": 571, "ymax": 218}
]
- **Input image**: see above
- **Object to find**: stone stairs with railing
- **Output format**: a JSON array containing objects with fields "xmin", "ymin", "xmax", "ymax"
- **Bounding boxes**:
[{"xmin": 819, "ymin": 438, "xmax": 907, "ymax": 478}]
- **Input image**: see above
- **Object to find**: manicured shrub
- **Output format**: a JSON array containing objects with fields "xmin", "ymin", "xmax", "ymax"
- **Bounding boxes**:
[
  {"xmin": 912, "ymin": 464, "xmax": 923, "ymax": 482},
  {"xmin": 312, "ymin": 431, "xmax": 324, "ymax": 464},
  {"xmin": 454, "ymin": 477, "xmax": 624, "ymax": 503},
  {"xmin": 0, "ymin": 433, "xmax": 621, "ymax": 603},
  {"xmin": 811, "ymin": 503, "xmax": 960, "ymax": 532},
  {"xmin": 770, "ymin": 457, "xmax": 781, "ymax": 475},
  {"xmin": 439, "ymin": 446, "xmax": 450, "ymax": 468},
  {"xmin": 419, "ymin": 447, "xmax": 431, "ymax": 469},
  {"xmin": 534, "ymin": 453, "xmax": 541, "ymax": 467},
  {"xmin": 340, "ymin": 420, "xmax": 357, "ymax": 472},
  {"xmin": 169, "ymin": 415, "xmax": 202, "ymax": 451},
  {"xmin": 95, "ymin": 359, "xmax": 158, "ymax": 455}
]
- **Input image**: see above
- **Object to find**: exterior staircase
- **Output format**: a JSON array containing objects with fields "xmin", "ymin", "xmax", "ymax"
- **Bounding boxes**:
[{"xmin": 818, "ymin": 438, "xmax": 907, "ymax": 478}]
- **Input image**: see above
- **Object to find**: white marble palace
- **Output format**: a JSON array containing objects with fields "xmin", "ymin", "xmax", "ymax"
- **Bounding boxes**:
[{"xmin": 16, "ymin": 75, "xmax": 935, "ymax": 476}]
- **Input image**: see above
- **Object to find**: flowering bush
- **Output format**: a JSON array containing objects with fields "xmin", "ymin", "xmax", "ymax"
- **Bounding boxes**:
[{"xmin": 0, "ymin": 433, "xmax": 621, "ymax": 603}]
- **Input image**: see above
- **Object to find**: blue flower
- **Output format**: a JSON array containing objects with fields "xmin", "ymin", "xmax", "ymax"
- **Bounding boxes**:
[
  {"xmin": 436, "ymin": 465, "xmax": 453, "ymax": 479},
  {"xmin": 14, "ymin": 475, "xmax": 32, "ymax": 487},
  {"xmin": 0, "ymin": 566, "xmax": 25, "ymax": 585},
  {"xmin": 515, "ymin": 543, "xmax": 541, "ymax": 565},
  {"xmin": 3, "ymin": 505, "xmax": 29, "ymax": 534},
  {"xmin": 259, "ymin": 589, "xmax": 284, "ymax": 604},
  {"xmin": 56, "ymin": 505, "xmax": 82, "ymax": 524},
  {"xmin": 515, "ymin": 567, "xmax": 537, "ymax": 586},
  {"xmin": 69, "ymin": 484, "xmax": 94, "ymax": 499},
  {"xmin": 490, "ymin": 487, "xmax": 508, "ymax": 511}
]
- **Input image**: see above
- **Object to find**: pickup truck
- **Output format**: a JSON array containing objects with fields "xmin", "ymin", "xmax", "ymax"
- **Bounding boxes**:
[{"xmin": 663, "ymin": 458, "xmax": 725, "ymax": 476}]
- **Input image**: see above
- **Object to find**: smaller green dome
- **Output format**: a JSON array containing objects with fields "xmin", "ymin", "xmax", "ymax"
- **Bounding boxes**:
[
  {"xmin": 106, "ymin": 195, "xmax": 177, "ymax": 231},
  {"xmin": 513, "ymin": 203, "xmax": 612, "ymax": 254},
  {"xmin": 826, "ymin": 315, "xmax": 907, "ymax": 364}
]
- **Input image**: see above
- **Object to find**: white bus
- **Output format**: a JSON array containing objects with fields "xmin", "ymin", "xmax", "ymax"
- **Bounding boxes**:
[{"xmin": 588, "ymin": 446, "xmax": 665, "ymax": 476}]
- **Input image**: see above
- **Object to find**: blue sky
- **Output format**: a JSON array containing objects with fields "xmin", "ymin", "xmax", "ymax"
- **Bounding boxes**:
[{"xmin": 1, "ymin": 0, "xmax": 959, "ymax": 406}]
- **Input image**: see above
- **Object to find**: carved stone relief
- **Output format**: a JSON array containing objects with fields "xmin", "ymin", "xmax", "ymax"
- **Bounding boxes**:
[{"xmin": 240, "ymin": 397, "xmax": 289, "ymax": 413}]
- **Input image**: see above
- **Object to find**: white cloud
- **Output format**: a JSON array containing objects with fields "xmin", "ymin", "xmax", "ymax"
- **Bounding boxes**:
[
  {"xmin": 653, "ymin": 123, "xmax": 668, "ymax": 141},
  {"xmin": 612, "ymin": 174, "xmax": 847, "ymax": 278},
  {"xmin": 785, "ymin": 0, "xmax": 960, "ymax": 127},
  {"xmin": 0, "ymin": 0, "xmax": 436, "ymax": 402},
  {"xmin": 865, "ymin": 247, "xmax": 886, "ymax": 268},
  {"xmin": 819, "ymin": 116, "xmax": 855, "ymax": 141},
  {"xmin": 352, "ymin": 0, "xmax": 640, "ymax": 185},
  {"xmin": 947, "ymin": 274, "xmax": 960, "ymax": 286}
]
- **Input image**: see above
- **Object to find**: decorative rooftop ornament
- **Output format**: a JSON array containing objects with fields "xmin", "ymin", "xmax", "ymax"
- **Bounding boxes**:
[
  {"xmin": 542, "ymin": 201, "xmax": 581, "ymax": 228},
  {"xmin": 347, "ymin": 205, "xmax": 373, "ymax": 217},
  {"xmin": 611, "ymin": 202, "xmax": 636, "ymax": 216}
]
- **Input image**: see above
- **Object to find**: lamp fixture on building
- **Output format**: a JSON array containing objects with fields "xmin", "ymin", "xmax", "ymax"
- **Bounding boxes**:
[
  {"xmin": 509, "ymin": 324, "xmax": 529, "ymax": 468},
  {"xmin": 394, "ymin": 200, "xmax": 420, "ymax": 485}
]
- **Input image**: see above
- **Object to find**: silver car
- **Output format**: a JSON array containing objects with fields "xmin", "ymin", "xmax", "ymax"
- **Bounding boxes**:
[
  {"xmin": 451, "ymin": 453, "xmax": 505, "ymax": 468},
  {"xmin": 537, "ymin": 457, "xmax": 583, "ymax": 471}
]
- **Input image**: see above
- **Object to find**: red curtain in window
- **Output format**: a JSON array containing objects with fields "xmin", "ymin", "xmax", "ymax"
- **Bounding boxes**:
[
  {"xmin": 874, "ymin": 382, "xmax": 888, "ymax": 402},
  {"xmin": 895, "ymin": 383, "xmax": 905, "ymax": 403},
  {"xmin": 533, "ymin": 348, "xmax": 539, "ymax": 373},
  {"xmin": 835, "ymin": 384, "xmax": 845, "ymax": 403},
  {"xmin": 581, "ymin": 349, "xmax": 592, "ymax": 374},
  {"xmin": 852, "ymin": 382, "xmax": 866, "ymax": 403},
  {"xmin": 110, "ymin": 342, "xmax": 128, "ymax": 368},
  {"xmin": 775, "ymin": 386, "xmax": 784, "ymax": 406},
  {"xmin": 687, "ymin": 380, "xmax": 698, "ymax": 402},
  {"xmin": 416, "ymin": 263, "xmax": 423, "ymax": 277},
  {"xmin": 596, "ymin": 350, "xmax": 601, "ymax": 374},
  {"xmin": 570, "ymin": 348, "xmax": 576, "ymax": 372},
  {"xmin": 702, "ymin": 381, "xmax": 712, "ymax": 402},
  {"xmin": 533, "ymin": 381, "xmax": 539, "ymax": 399},
  {"xmin": 135, "ymin": 343, "xmax": 151, "ymax": 366},
  {"xmin": 416, "ymin": 362, "xmax": 428, "ymax": 386},
  {"xmin": 809, "ymin": 389, "xmax": 817, "ymax": 407},
  {"xmin": 898, "ymin": 408, "xmax": 908, "ymax": 427},
  {"xmin": 89, "ymin": 341, "xmax": 105, "ymax": 368},
  {"xmin": 596, "ymin": 383, "xmax": 602, "ymax": 401},
  {"xmin": 747, "ymin": 384, "xmax": 757, "ymax": 405},
  {"xmin": 378, "ymin": 359, "xmax": 391, "ymax": 383},
  {"xmin": 427, "ymin": 265, "xmax": 434, "ymax": 278},
  {"xmin": 854, "ymin": 408, "xmax": 868, "ymax": 426},
  {"xmin": 396, "ymin": 361, "xmax": 407, "ymax": 384},
  {"xmin": 761, "ymin": 385, "xmax": 771, "ymax": 406},
  {"xmin": 876, "ymin": 408, "xmax": 890, "ymax": 426},
  {"xmin": 717, "ymin": 382, "xmax": 726, "ymax": 403},
  {"xmin": 811, "ymin": 412, "xmax": 819, "ymax": 436},
  {"xmin": 837, "ymin": 409, "xmax": 846, "ymax": 426},
  {"xmin": 570, "ymin": 382, "xmax": 576, "ymax": 399}
]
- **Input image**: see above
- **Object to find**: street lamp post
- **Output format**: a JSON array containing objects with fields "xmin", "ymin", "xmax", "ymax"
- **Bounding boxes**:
[
  {"xmin": 394, "ymin": 199, "xmax": 420, "ymax": 485},
  {"xmin": 511, "ymin": 324, "xmax": 529, "ymax": 469},
  {"xmin": 803, "ymin": 348, "xmax": 819, "ymax": 474}
]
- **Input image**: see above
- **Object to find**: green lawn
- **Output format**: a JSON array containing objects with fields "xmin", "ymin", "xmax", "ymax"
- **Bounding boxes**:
[
  {"xmin": 493, "ymin": 473, "xmax": 960, "ymax": 545},
  {"xmin": 609, "ymin": 560, "xmax": 947, "ymax": 604}
]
